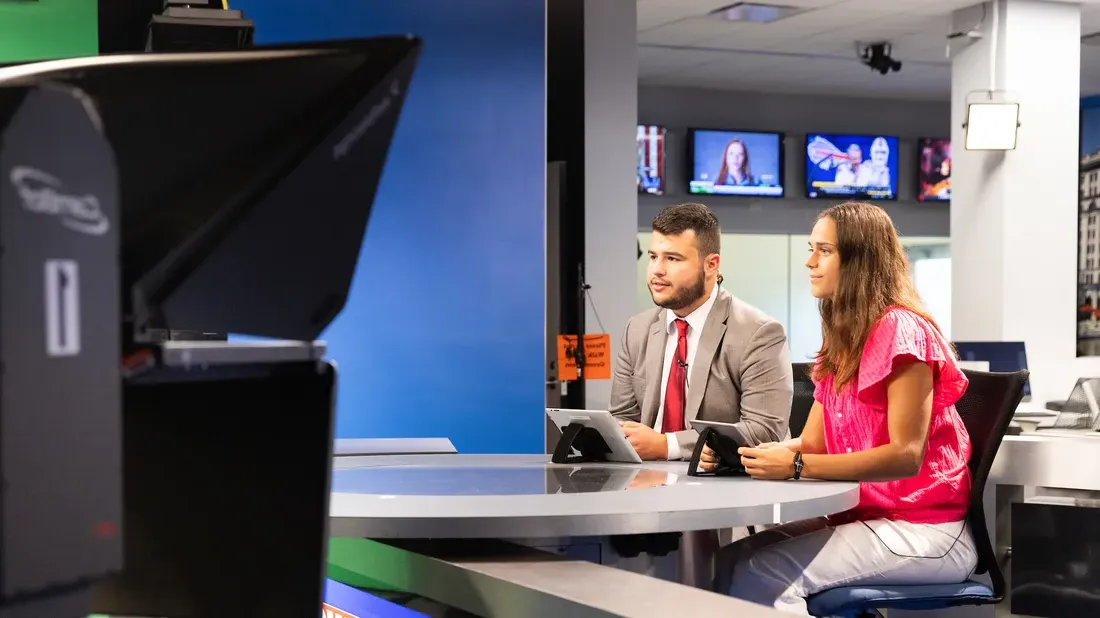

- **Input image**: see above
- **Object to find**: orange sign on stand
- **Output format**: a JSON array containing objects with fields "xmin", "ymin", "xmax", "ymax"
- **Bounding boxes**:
[{"xmin": 556, "ymin": 334, "xmax": 611, "ymax": 380}]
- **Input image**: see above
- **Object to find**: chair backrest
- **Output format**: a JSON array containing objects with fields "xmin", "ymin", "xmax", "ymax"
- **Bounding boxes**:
[
  {"xmin": 953, "ymin": 368, "xmax": 1029, "ymax": 601},
  {"xmin": 789, "ymin": 362, "xmax": 815, "ymax": 439}
]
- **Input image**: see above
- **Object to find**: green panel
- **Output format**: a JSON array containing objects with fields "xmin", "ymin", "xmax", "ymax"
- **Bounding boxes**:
[
  {"xmin": 327, "ymin": 537, "xmax": 409, "ymax": 592},
  {"xmin": 327, "ymin": 563, "xmax": 397, "ymax": 592},
  {"xmin": 0, "ymin": 0, "xmax": 98, "ymax": 63}
]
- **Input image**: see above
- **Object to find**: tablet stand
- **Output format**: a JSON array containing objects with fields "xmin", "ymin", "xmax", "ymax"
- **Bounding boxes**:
[
  {"xmin": 687, "ymin": 427, "xmax": 749, "ymax": 477},
  {"xmin": 551, "ymin": 423, "xmax": 613, "ymax": 464}
]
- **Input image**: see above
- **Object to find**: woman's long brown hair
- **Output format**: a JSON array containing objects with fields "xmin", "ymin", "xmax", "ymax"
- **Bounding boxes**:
[{"xmin": 813, "ymin": 201, "xmax": 945, "ymax": 391}]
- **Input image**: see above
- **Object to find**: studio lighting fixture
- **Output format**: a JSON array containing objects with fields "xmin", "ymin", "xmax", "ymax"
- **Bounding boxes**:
[
  {"xmin": 146, "ymin": 1, "xmax": 254, "ymax": 52},
  {"xmin": 964, "ymin": 100, "xmax": 1020, "ymax": 150},
  {"xmin": 959, "ymin": 1, "xmax": 1019, "ymax": 150},
  {"xmin": 858, "ymin": 42, "xmax": 902, "ymax": 75}
]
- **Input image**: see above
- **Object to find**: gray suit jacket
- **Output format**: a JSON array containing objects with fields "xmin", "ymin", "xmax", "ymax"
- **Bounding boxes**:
[{"xmin": 609, "ymin": 288, "xmax": 793, "ymax": 456}]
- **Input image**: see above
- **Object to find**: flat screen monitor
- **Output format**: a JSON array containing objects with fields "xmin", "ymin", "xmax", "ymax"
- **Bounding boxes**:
[
  {"xmin": 637, "ymin": 125, "xmax": 665, "ymax": 195},
  {"xmin": 688, "ymin": 128, "xmax": 784, "ymax": 197},
  {"xmin": 953, "ymin": 341, "xmax": 1031, "ymax": 400},
  {"xmin": 918, "ymin": 137, "xmax": 951, "ymax": 202},
  {"xmin": 805, "ymin": 133, "xmax": 898, "ymax": 200}
]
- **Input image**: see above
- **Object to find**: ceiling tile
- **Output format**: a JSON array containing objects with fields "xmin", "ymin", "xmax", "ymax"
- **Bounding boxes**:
[
  {"xmin": 637, "ymin": 46, "xmax": 728, "ymax": 78},
  {"xmin": 638, "ymin": 18, "xmax": 748, "ymax": 45}
]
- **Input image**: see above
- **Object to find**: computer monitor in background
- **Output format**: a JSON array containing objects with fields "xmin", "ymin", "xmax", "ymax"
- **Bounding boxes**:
[
  {"xmin": 0, "ymin": 35, "xmax": 420, "ymax": 617},
  {"xmin": 637, "ymin": 124, "xmax": 665, "ymax": 195},
  {"xmin": 688, "ymin": 128, "xmax": 784, "ymax": 197},
  {"xmin": 953, "ymin": 341, "xmax": 1031, "ymax": 400},
  {"xmin": 805, "ymin": 133, "xmax": 898, "ymax": 200},
  {"xmin": 917, "ymin": 137, "xmax": 951, "ymax": 202}
]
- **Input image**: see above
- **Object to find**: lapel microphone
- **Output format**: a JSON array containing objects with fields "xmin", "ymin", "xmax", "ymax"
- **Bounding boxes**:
[{"xmin": 677, "ymin": 359, "xmax": 688, "ymax": 368}]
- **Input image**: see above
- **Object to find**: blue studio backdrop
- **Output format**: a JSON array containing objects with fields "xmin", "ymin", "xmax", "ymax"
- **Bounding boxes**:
[{"xmin": 230, "ymin": 0, "xmax": 547, "ymax": 454}]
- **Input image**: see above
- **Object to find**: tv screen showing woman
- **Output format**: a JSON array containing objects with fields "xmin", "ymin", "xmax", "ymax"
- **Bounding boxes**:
[{"xmin": 689, "ymin": 129, "xmax": 784, "ymax": 197}]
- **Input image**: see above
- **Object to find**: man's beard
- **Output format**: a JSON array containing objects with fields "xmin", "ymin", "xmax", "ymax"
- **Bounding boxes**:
[{"xmin": 652, "ymin": 270, "xmax": 706, "ymax": 311}]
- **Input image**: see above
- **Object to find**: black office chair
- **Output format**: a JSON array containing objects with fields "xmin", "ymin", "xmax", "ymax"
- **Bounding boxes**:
[
  {"xmin": 790, "ymin": 362, "xmax": 815, "ymax": 440},
  {"xmin": 805, "ymin": 368, "xmax": 1029, "ymax": 617}
]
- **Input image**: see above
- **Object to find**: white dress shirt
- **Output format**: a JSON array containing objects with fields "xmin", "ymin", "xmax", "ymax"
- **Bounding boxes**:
[{"xmin": 656, "ymin": 283, "xmax": 720, "ymax": 460}]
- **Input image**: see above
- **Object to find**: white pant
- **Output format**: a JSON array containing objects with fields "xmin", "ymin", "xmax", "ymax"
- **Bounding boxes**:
[{"xmin": 717, "ymin": 517, "xmax": 978, "ymax": 615}]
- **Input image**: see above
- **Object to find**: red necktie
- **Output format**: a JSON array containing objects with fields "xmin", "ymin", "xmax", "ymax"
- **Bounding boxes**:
[{"xmin": 662, "ymin": 318, "xmax": 689, "ymax": 433}]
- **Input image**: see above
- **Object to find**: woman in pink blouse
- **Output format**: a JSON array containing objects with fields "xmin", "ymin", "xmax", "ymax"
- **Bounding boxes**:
[{"xmin": 714, "ymin": 201, "xmax": 977, "ymax": 614}]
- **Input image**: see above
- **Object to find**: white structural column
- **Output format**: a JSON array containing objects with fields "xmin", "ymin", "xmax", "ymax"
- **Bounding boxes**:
[
  {"xmin": 583, "ymin": 0, "xmax": 638, "ymax": 409},
  {"xmin": 951, "ymin": 0, "xmax": 1090, "ymax": 404}
]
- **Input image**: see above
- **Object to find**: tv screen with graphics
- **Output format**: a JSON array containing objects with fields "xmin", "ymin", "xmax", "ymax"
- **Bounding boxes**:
[
  {"xmin": 637, "ymin": 125, "xmax": 666, "ymax": 195},
  {"xmin": 918, "ymin": 137, "xmax": 951, "ymax": 202},
  {"xmin": 688, "ymin": 128, "xmax": 784, "ymax": 197},
  {"xmin": 805, "ymin": 133, "xmax": 898, "ymax": 200}
]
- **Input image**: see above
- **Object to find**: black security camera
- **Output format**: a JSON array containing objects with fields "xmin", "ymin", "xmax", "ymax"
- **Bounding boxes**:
[{"xmin": 860, "ymin": 43, "xmax": 902, "ymax": 75}]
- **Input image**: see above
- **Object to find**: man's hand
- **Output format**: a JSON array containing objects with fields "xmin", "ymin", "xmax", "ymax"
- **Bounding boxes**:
[
  {"xmin": 699, "ymin": 445, "xmax": 717, "ymax": 472},
  {"xmin": 737, "ymin": 444, "xmax": 797, "ymax": 480},
  {"xmin": 620, "ymin": 421, "xmax": 667, "ymax": 460}
]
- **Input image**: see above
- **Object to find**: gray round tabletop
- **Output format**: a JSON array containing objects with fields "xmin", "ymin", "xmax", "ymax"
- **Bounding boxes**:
[{"xmin": 328, "ymin": 454, "xmax": 860, "ymax": 539}]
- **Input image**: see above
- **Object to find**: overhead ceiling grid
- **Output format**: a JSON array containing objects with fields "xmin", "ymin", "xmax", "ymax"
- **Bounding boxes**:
[{"xmin": 638, "ymin": 0, "xmax": 1100, "ymax": 99}]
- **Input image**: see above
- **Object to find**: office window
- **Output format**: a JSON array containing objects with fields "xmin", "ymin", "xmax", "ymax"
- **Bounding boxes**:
[{"xmin": 913, "ymin": 257, "xmax": 951, "ymax": 340}]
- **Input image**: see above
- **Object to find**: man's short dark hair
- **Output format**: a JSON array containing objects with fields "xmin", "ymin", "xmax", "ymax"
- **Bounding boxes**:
[{"xmin": 652, "ymin": 203, "xmax": 721, "ymax": 258}]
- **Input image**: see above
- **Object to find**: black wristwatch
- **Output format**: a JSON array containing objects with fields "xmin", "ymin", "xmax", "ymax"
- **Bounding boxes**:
[{"xmin": 792, "ymin": 451, "xmax": 803, "ymax": 480}]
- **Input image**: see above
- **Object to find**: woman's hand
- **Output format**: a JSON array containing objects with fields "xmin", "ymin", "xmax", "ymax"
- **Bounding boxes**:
[{"xmin": 738, "ymin": 444, "xmax": 797, "ymax": 480}]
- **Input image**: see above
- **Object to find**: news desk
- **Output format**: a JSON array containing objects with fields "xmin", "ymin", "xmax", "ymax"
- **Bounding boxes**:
[{"xmin": 327, "ymin": 454, "xmax": 859, "ymax": 618}]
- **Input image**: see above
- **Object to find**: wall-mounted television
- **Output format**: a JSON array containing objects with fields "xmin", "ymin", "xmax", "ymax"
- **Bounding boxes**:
[
  {"xmin": 805, "ymin": 133, "xmax": 898, "ymax": 200},
  {"xmin": 637, "ymin": 125, "xmax": 666, "ymax": 195},
  {"xmin": 918, "ymin": 137, "xmax": 951, "ymax": 202},
  {"xmin": 688, "ymin": 128, "xmax": 784, "ymax": 197}
]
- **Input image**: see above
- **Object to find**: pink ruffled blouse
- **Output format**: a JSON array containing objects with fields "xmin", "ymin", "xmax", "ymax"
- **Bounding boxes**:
[{"xmin": 813, "ymin": 307, "xmax": 971, "ymax": 525}]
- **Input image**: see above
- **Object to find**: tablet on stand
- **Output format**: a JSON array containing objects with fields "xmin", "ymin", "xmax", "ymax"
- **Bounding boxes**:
[
  {"xmin": 686, "ymin": 420, "xmax": 752, "ymax": 477},
  {"xmin": 545, "ymin": 409, "xmax": 642, "ymax": 464}
]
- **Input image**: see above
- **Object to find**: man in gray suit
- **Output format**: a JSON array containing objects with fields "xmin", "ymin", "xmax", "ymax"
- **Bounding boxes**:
[{"xmin": 611, "ymin": 203, "xmax": 792, "ymax": 460}]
